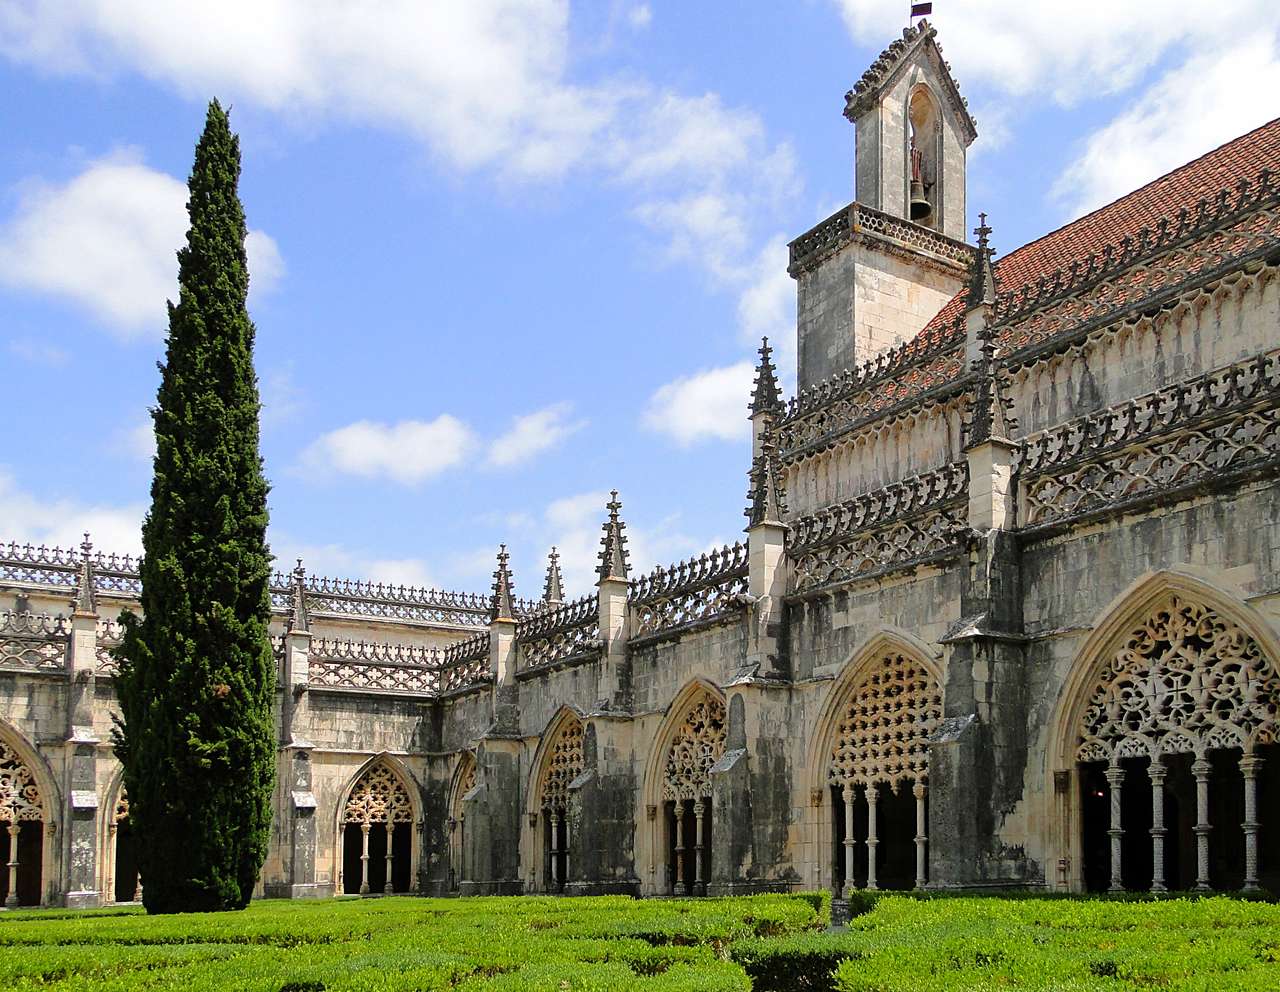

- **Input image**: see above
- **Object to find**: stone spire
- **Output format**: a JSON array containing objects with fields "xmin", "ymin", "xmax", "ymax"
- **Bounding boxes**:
[
  {"xmin": 745, "ymin": 444, "xmax": 787, "ymax": 527},
  {"xmin": 966, "ymin": 213, "xmax": 997, "ymax": 310},
  {"xmin": 72, "ymin": 533, "xmax": 96, "ymax": 616},
  {"xmin": 597, "ymin": 491, "xmax": 630, "ymax": 583},
  {"xmin": 968, "ymin": 325, "xmax": 1016, "ymax": 447},
  {"xmin": 542, "ymin": 547, "xmax": 565, "ymax": 606},
  {"xmin": 287, "ymin": 558, "xmax": 310, "ymax": 633},
  {"xmin": 491, "ymin": 544, "xmax": 515, "ymax": 622},
  {"xmin": 749, "ymin": 337, "xmax": 783, "ymax": 417}
]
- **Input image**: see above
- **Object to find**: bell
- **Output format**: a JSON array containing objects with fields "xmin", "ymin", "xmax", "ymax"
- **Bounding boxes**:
[{"xmin": 910, "ymin": 178, "xmax": 932, "ymax": 222}]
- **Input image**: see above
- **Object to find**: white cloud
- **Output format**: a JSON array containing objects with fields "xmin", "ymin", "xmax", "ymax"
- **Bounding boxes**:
[
  {"xmin": 642, "ymin": 361, "xmax": 754, "ymax": 447},
  {"xmin": 300, "ymin": 415, "xmax": 475, "ymax": 485},
  {"xmin": 111, "ymin": 418, "xmax": 155, "ymax": 463},
  {"xmin": 0, "ymin": 4, "xmax": 797, "ymax": 347},
  {"xmin": 487, "ymin": 402, "xmax": 585, "ymax": 468},
  {"xmin": 834, "ymin": 0, "xmax": 1280, "ymax": 107},
  {"xmin": 1053, "ymin": 35, "xmax": 1280, "ymax": 218},
  {"xmin": 0, "ymin": 469, "xmax": 143, "ymax": 554},
  {"xmin": 7, "ymin": 336, "xmax": 70, "ymax": 366},
  {"xmin": 0, "ymin": 150, "xmax": 283, "ymax": 338}
]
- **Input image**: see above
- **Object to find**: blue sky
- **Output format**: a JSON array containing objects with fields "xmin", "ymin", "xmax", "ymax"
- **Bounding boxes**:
[{"xmin": 2, "ymin": 2, "xmax": 1278, "ymax": 599}]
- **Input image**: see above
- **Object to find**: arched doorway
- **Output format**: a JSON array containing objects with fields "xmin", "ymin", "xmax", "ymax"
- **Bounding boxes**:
[
  {"xmin": 822, "ymin": 647, "xmax": 942, "ymax": 894},
  {"xmin": 531, "ymin": 714, "xmax": 584, "ymax": 893},
  {"xmin": 657, "ymin": 687, "xmax": 726, "ymax": 896},
  {"xmin": 0, "ymin": 737, "xmax": 45, "ymax": 907},
  {"xmin": 339, "ymin": 762, "xmax": 414, "ymax": 895},
  {"xmin": 1066, "ymin": 592, "xmax": 1279, "ymax": 892},
  {"xmin": 448, "ymin": 754, "xmax": 475, "ymax": 892},
  {"xmin": 106, "ymin": 790, "xmax": 140, "ymax": 903}
]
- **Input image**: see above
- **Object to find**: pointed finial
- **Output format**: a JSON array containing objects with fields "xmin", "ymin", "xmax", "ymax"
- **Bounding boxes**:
[
  {"xmin": 72, "ymin": 532, "xmax": 97, "ymax": 616},
  {"xmin": 288, "ymin": 557, "xmax": 309, "ymax": 633},
  {"xmin": 491, "ymin": 544, "xmax": 515, "ymax": 621},
  {"xmin": 966, "ymin": 212, "xmax": 997, "ymax": 309},
  {"xmin": 967, "ymin": 322, "xmax": 1017, "ymax": 447},
  {"xmin": 542, "ymin": 547, "xmax": 565, "ymax": 605},
  {"xmin": 597, "ymin": 491, "xmax": 630, "ymax": 583},
  {"xmin": 745, "ymin": 442, "xmax": 787, "ymax": 527},
  {"xmin": 749, "ymin": 337, "xmax": 783, "ymax": 417}
]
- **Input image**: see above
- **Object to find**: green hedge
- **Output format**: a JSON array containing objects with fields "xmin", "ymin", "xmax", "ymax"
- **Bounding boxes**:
[{"xmin": 4, "ymin": 891, "xmax": 1277, "ymax": 991}]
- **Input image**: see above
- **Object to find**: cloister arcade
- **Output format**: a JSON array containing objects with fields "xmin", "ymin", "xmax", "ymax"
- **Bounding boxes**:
[
  {"xmin": 529, "ymin": 711, "xmax": 584, "ymax": 893},
  {"xmin": 655, "ymin": 685, "xmax": 726, "ymax": 896},
  {"xmin": 0, "ymin": 735, "xmax": 45, "ymax": 908},
  {"xmin": 1053, "ymin": 578, "xmax": 1280, "ymax": 894},
  {"xmin": 338, "ymin": 760, "xmax": 415, "ymax": 896}
]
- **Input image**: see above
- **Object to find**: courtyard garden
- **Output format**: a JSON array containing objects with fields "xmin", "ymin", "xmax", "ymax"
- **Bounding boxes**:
[{"xmin": 1, "ymin": 892, "xmax": 1278, "ymax": 991}]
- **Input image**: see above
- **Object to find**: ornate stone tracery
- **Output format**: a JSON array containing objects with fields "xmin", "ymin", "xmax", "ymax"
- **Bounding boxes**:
[
  {"xmin": 342, "ymin": 763, "xmax": 413, "ymax": 825},
  {"xmin": 538, "ymin": 717, "xmax": 584, "ymax": 811},
  {"xmin": 0, "ymin": 739, "xmax": 43, "ymax": 823},
  {"xmin": 827, "ymin": 652, "xmax": 943, "ymax": 788},
  {"xmin": 1075, "ymin": 594, "xmax": 1280, "ymax": 762},
  {"xmin": 661, "ymin": 691, "xmax": 727, "ymax": 801}
]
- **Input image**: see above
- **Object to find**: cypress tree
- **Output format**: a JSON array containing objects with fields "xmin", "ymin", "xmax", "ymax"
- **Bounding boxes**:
[{"xmin": 114, "ymin": 100, "xmax": 276, "ymax": 913}]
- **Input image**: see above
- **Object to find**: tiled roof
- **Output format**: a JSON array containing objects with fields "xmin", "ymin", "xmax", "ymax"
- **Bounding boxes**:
[{"xmin": 920, "ymin": 116, "xmax": 1280, "ymax": 344}]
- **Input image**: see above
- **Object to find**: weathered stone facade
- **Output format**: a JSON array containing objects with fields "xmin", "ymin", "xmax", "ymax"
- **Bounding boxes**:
[{"xmin": 3, "ymin": 20, "xmax": 1279, "ymax": 906}]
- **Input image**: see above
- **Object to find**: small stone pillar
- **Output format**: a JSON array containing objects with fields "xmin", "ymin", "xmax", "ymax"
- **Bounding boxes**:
[
  {"xmin": 285, "ymin": 745, "xmax": 325, "ymax": 898},
  {"xmin": 64, "ymin": 537, "xmax": 101, "ymax": 907},
  {"xmin": 595, "ymin": 493, "xmax": 631, "ymax": 711}
]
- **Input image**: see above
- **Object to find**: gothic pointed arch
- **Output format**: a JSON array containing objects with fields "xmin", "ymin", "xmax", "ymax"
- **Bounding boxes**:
[
  {"xmin": 101, "ymin": 768, "xmax": 140, "ymax": 903},
  {"xmin": 528, "ymin": 707, "xmax": 585, "ymax": 814},
  {"xmin": 447, "ymin": 750, "xmax": 476, "ymax": 893},
  {"xmin": 806, "ymin": 629, "xmax": 944, "ymax": 788},
  {"xmin": 335, "ymin": 753, "xmax": 418, "ymax": 896},
  {"xmin": 644, "ymin": 679, "xmax": 728, "ymax": 805},
  {"xmin": 0, "ymin": 719, "xmax": 54, "ymax": 907},
  {"xmin": 1049, "ymin": 570, "xmax": 1280, "ymax": 893}
]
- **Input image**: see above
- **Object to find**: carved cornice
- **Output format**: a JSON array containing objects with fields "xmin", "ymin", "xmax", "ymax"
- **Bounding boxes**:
[{"xmin": 788, "ymin": 200, "xmax": 974, "ymax": 278}]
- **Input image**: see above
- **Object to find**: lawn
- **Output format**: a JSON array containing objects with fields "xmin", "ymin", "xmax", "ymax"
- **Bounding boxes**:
[{"xmin": 0, "ymin": 892, "xmax": 1276, "ymax": 991}]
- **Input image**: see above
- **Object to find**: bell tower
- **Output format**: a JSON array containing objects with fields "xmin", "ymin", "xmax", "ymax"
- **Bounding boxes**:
[
  {"xmin": 846, "ymin": 18, "xmax": 976, "ymax": 241},
  {"xmin": 789, "ymin": 19, "xmax": 978, "ymax": 391}
]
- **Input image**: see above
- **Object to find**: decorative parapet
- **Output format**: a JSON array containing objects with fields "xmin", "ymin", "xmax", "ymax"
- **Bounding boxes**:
[
  {"xmin": 788, "ymin": 462, "xmax": 967, "ymax": 552},
  {"xmin": 516, "ymin": 593, "xmax": 600, "ymax": 670},
  {"xmin": 441, "ymin": 632, "xmax": 490, "ymax": 693},
  {"xmin": 775, "ymin": 319, "xmax": 964, "ymax": 458},
  {"xmin": 308, "ymin": 637, "xmax": 443, "ymax": 696},
  {"xmin": 788, "ymin": 201, "xmax": 975, "ymax": 278},
  {"xmin": 0, "ymin": 542, "xmax": 141, "ymax": 597},
  {"xmin": 1019, "ymin": 350, "xmax": 1280, "ymax": 531},
  {"xmin": 631, "ymin": 543, "xmax": 749, "ymax": 642},
  {"xmin": 95, "ymin": 617, "xmax": 123, "ymax": 676},
  {"xmin": 0, "ymin": 611, "xmax": 68, "ymax": 673}
]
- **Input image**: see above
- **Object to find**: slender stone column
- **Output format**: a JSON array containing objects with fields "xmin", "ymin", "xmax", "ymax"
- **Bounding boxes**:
[
  {"xmin": 105, "ymin": 822, "xmax": 118, "ymax": 903},
  {"xmin": 1148, "ymin": 760, "xmax": 1167, "ymax": 893},
  {"xmin": 558, "ymin": 809, "xmax": 568, "ymax": 890},
  {"xmin": 865, "ymin": 784, "xmax": 879, "ymax": 891},
  {"xmin": 1104, "ymin": 765, "xmax": 1125, "ymax": 892},
  {"xmin": 549, "ymin": 811, "xmax": 561, "ymax": 890},
  {"xmin": 384, "ymin": 823, "xmax": 395, "ymax": 894},
  {"xmin": 913, "ymin": 781, "xmax": 927, "ymax": 889},
  {"xmin": 1240, "ymin": 753, "xmax": 1263, "ymax": 893},
  {"xmin": 673, "ymin": 802, "xmax": 686, "ymax": 894},
  {"xmin": 359, "ymin": 822, "xmax": 371, "ymax": 895},
  {"xmin": 1192, "ymin": 758, "xmax": 1212, "ymax": 891},
  {"xmin": 693, "ymin": 800, "xmax": 706, "ymax": 893},
  {"xmin": 842, "ymin": 784, "xmax": 856, "ymax": 895},
  {"xmin": 5, "ymin": 822, "xmax": 19, "ymax": 908}
]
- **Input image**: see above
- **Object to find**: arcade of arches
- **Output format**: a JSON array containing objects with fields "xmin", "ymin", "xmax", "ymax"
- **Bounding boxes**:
[
  {"xmin": 660, "ymin": 689, "xmax": 726, "ymax": 896},
  {"xmin": 340, "ymin": 763, "xmax": 413, "ymax": 895},
  {"xmin": 0, "ymin": 739, "xmax": 43, "ymax": 908},
  {"xmin": 534, "ymin": 715, "xmax": 584, "ymax": 893},
  {"xmin": 1071, "ymin": 594, "xmax": 1280, "ymax": 893}
]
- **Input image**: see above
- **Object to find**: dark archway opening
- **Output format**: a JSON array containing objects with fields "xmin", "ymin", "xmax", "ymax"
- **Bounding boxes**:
[
  {"xmin": 341, "ymin": 823, "xmax": 411, "ymax": 895},
  {"xmin": 876, "ymin": 783, "xmax": 919, "ymax": 890},
  {"xmin": 664, "ymin": 799, "xmax": 713, "ymax": 895},
  {"xmin": 114, "ymin": 821, "xmax": 140, "ymax": 902},
  {"xmin": 0, "ymin": 823, "xmax": 43, "ymax": 906}
]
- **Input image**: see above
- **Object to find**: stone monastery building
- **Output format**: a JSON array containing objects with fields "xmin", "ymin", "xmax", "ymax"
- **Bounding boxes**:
[{"xmin": 3, "ymin": 20, "xmax": 1280, "ymax": 908}]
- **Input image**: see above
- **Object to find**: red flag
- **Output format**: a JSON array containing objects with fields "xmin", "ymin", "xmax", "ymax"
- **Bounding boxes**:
[{"xmin": 911, "ymin": 2, "xmax": 932, "ymax": 15}]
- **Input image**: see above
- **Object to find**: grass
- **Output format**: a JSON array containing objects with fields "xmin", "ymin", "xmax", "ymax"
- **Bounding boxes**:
[{"xmin": 1, "ymin": 892, "xmax": 1277, "ymax": 991}]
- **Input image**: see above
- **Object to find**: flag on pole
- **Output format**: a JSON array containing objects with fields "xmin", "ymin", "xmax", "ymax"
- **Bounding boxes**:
[{"xmin": 911, "ymin": 2, "xmax": 933, "ymax": 16}]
